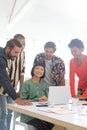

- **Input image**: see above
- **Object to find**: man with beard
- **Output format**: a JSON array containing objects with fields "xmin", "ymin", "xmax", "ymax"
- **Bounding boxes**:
[{"xmin": 0, "ymin": 39, "xmax": 32, "ymax": 130}]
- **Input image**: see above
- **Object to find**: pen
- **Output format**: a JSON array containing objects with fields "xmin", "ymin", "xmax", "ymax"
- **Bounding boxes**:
[{"xmin": 37, "ymin": 108, "xmax": 47, "ymax": 112}]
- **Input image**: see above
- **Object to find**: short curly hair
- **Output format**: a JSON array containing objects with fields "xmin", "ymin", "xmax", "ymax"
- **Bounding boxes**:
[
  {"xmin": 14, "ymin": 34, "xmax": 25, "ymax": 39},
  {"xmin": 5, "ymin": 39, "xmax": 22, "ymax": 49},
  {"xmin": 68, "ymin": 38, "xmax": 84, "ymax": 50},
  {"xmin": 44, "ymin": 41, "xmax": 56, "ymax": 52}
]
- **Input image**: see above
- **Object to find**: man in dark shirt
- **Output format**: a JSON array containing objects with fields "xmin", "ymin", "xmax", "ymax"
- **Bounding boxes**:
[{"xmin": 0, "ymin": 39, "xmax": 32, "ymax": 130}]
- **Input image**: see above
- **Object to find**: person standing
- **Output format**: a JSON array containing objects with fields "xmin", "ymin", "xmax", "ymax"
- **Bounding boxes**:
[
  {"xmin": 7, "ymin": 34, "xmax": 26, "ymax": 96},
  {"xmin": 0, "ymin": 39, "xmax": 31, "ymax": 130},
  {"xmin": 68, "ymin": 38, "xmax": 87, "ymax": 99},
  {"xmin": 33, "ymin": 41, "xmax": 65, "ymax": 86},
  {"xmin": 4, "ymin": 34, "xmax": 26, "ymax": 130}
]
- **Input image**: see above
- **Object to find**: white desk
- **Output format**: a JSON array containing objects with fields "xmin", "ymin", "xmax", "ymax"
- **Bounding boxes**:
[{"xmin": 7, "ymin": 102, "xmax": 87, "ymax": 130}]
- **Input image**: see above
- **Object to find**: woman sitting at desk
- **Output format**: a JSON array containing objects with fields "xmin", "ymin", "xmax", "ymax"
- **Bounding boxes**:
[{"xmin": 20, "ymin": 63, "xmax": 54, "ymax": 130}]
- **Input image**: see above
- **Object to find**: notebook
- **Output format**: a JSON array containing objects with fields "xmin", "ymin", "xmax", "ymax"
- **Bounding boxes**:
[{"xmin": 48, "ymin": 86, "xmax": 71, "ymax": 105}]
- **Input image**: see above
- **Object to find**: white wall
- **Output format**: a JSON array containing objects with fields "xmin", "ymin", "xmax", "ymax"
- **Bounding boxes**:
[
  {"xmin": 1, "ymin": 35, "xmax": 87, "ymax": 82},
  {"xmin": 1, "ymin": 0, "xmax": 87, "ymax": 81}
]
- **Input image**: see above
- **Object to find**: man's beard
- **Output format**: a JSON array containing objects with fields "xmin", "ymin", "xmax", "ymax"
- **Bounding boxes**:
[{"xmin": 7, "ymin": 51, "xmax": 16, "ymax": 61}]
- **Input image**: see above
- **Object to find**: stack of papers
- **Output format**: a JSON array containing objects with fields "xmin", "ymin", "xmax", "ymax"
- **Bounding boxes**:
[
  {"xmin": 50, "ymin": 109, "xmax": 75, "ymax": 114},
  {"xmin": 37, "ymin": 107, "xmax": 75, "ymax": 114}
]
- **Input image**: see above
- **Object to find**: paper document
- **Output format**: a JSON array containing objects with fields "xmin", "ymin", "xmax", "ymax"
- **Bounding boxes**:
[
  {"xmin": 37, "ymin": 107, "xmax": 75, "ymax": 114},
  {"xmin": 50, "ymin": 109, "xmax": 75, "ymax": 114}
]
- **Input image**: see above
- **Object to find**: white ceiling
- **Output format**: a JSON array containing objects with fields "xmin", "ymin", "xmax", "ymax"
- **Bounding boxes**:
[
  {"xmin": 1, "ymin": 0, "xmax": 87, "ymax": 79},
  {"xmin": 0, "ymin": 0, "xmax": 30, "ymax": 31},
  {"xmin": 1, "ymin": 0, "xmax": 87, "ymax": 41}
]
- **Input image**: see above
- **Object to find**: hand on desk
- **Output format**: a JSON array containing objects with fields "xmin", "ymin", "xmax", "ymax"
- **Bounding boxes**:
[
  {"xmin": 72, "ymin": 95, "xmax": 80, "ymax": 98},
  {"xmin": 15, "ymin": 98, "xmax": 32, "ymax": 105},
  {"xmin": 16, "ymin": 91, "xmax": 20, "ymax": 97},
  {"xmin": 72, "ymin": 95, "xmax": 87, "ymax": 100},
  {"xmin": 38, "ymin": 96, "xmax": 48, "ymax": 102}
]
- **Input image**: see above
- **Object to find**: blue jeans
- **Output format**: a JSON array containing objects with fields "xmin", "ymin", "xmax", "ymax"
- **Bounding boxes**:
[{"xmin": 0, "ymin": 95, "xmax": 13, "ymax": 130}]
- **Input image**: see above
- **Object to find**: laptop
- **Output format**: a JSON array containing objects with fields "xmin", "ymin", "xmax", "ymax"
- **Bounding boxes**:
[{"xmin": 48, "ymin": 86, "xmax": 71, "ymax": 105}]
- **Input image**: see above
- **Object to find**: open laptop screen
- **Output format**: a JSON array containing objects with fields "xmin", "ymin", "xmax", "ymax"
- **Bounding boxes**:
[{"xmin": 48, "ymin": 86, "xmax": 71, "ymax": 105}]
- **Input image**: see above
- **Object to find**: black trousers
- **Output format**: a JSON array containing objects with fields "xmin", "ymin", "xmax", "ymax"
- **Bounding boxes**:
[{"xmin": 26, "ymin": 118, "xmax": 54, "ymax": 130}]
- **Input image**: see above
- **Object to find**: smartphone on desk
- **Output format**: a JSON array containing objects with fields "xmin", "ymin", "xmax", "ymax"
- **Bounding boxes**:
[
  {"xmin": 36, "ymin": 104, "xmax": 48, "ymax": 107},
  {"xmin": 82, "ymin": 103, "xmax": 87, "ymax": 105}
]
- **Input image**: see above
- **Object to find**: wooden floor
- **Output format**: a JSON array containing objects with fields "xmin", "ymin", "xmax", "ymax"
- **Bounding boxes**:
[{"xmin": 52, "ymin": 125, "xmax": 66, "ymax": 130}]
